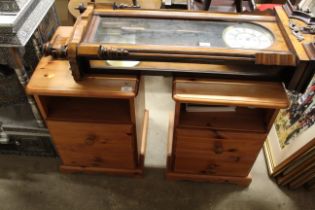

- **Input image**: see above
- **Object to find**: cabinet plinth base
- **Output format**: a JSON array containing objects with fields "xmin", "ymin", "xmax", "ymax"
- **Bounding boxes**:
[
  {"xmin": 60, "ymin": 165, "xmax": 144, "ymax": 177},
  {"xmin": 166, "ymin": 171, "xmax": 252, "ymax": 187}
]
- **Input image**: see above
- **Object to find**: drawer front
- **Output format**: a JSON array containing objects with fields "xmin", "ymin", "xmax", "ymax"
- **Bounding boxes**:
[
  {"xmin": 174, "ymin": 129, "xmax": 265, "ymax": 176},
  {"xmin": 47, "ymin": 120, "xmax": 136, "ymax": 169},
  {"xmin": 176, "ymin": 128, "xmax": 267, "ymax": 141},
  {"xmin": 174, "ymin": 154, "xmax": 256, "ymax": 177},
  {"xmin": 175, "ymin": 136, "xmax": 263, "ymax": 156}
]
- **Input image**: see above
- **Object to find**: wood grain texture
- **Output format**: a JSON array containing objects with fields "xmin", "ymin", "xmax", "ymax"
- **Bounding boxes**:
[
  {"xmin": 175, "ymin": 128, "xmax": 267, "ymax": 140},
  {"xmin": 60, "ymin": 110, "xmax": 149, "ymax": 177},
  {"xmin": 68, "ymin": 4, "xmax": 95, "ymax": 80},
  {"xmin": 90, "ymin": 60, "xmax": 284, "ymax": 77},
  {"xmin": 167, "ymin": 109, "xmax": 254, "ymax": 185},
  {"xmin": 28, "ymin": 24, "xmax": 147, "ymax": 175},
  {"xmin": 47, "ymin": 121, "xmax": 136, "ymax": 169},
  {"xmin": 174, "ymin": 136, "xmax": 263, "ymax": 177},
  {"xmin": 255, "ymin": 52, "xmax": 296, "ymax": 66},
  {"xmin": 173, "ymin": 78, "xmax": 289, "ymax": 109},
  {"xmin": 43, "ymin": 97, "xmax": 132, "ymax": 123},
  {"xmin": 26, "ymin": 57, "xmax": 138, "ymax": 98},
  {"xmin": 167, "ymin": 77, "xmax": 285, "ymax": 185},
  {"xmin": 77, "ymin": 41, "xmax": 294, "ymax": 66}
]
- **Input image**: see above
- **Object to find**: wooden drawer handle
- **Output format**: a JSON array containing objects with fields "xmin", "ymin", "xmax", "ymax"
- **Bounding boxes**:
[
  {"xmin": 214, "ymin": 141, "xmax": 223, "ymax": 154},
  {"xmin": 85, "ymin": 134, "xmax": 97, "ymax": 145}
]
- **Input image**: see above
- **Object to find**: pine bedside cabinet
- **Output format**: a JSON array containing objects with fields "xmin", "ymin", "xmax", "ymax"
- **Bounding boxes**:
[
  {"xmin": 26, "ymin": 52, "xmax": 148, "ymax": 177},
  {"xmin": 166, "ymin": 77, "xmax": 289, "ymax": 186}
]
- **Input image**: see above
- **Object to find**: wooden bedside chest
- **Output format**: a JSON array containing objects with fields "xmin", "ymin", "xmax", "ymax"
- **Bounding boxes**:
[
  {"xmin": 26, "ymin": 55, "xmax": 148, "ymax": 176},
  {"xmin": 166, "ymin": 78, "xmax": 289, "ymax": 186}
]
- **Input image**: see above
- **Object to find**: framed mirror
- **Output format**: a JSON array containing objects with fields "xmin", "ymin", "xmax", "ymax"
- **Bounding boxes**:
[{"xmin": 284, "ymin": 0, "xmax": 315, "ymax": 24}]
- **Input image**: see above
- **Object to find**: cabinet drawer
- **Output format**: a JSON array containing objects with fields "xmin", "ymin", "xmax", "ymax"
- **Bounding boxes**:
[
  {"xmin": 174, "ymin": 134, "xmax": 264, "ymax": 176},
  {"xmin": 174, "ymin": 154, "xmax": 256, "ymax": 177},
  {"xmin": 47, "ymin": 121, "xmax": 136, "ymax": 169},
  {"xmin": 175, "ymin": 136, "xmax": 263, "ymax": 158}
]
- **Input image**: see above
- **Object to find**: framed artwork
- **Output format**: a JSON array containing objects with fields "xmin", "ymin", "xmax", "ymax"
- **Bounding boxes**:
[{"xmin": 264, "ymin": 74, "xmax": 315, "ymax": 175}]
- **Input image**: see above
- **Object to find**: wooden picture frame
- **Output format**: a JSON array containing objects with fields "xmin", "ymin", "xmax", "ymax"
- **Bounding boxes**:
[{"xmin": 264, "ymin": 74, "xmax": 315, "ymax": 175}]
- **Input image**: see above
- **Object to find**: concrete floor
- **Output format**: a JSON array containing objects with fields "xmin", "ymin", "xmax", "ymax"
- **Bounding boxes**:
[{"xmin": 0, "ymin": 76, "xmax": 315, "ymax": 210}]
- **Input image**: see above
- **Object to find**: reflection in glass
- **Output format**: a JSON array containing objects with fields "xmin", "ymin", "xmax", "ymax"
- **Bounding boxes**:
[{"xmin": 89, "ymin": 17, "xmax": 274, "ymax": 50}]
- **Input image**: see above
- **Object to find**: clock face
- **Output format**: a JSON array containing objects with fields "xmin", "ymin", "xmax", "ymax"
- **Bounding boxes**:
[{"xmin": 223, "ymin": 23, "xmax": 274, "ymax": 50}]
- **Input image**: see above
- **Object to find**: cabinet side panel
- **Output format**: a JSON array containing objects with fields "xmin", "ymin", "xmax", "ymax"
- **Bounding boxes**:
[
  {"xmin": 34, "ymin": 95, "xmax": 48, "ymax": 120},
  {"xmin": 134, "ymin": 76, "xmax": 146, "ymax": 162}
]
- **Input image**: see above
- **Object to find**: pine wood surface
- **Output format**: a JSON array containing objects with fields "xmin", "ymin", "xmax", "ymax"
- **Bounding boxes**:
[
  {"xmin": 175, "ymin": 128, "xmax": 267, "ymax": 140},
  {"xmin": 173, "ymin": 78, "xmax": 289, "ymax": 109},
  {"xmin": 90, "ymin": 60, "xmax": 284, "ymax": 77},
  {"xmin": 43, "ymin": 97, "xmax": 132, "ymax": 123},
  {"xmin": 167, "ymin": 78, "xmax": 287, "ymax": 185},
  {"xmin": 27, "ymin": 27, "xmax": 148, "ymax": 176},
  {"xmin": 47, "ymin": 121, "xmax": 136, "ymax": 169},
  {"xmin": 26, "ymin": 56, "xmax": 138, "ymax": 98},
  {"xmin": 166, "ymin": 111, "xmax": 252, "ymax": 186},
  {"xmin": 57, "ymin": 110, "xmax": 149, "ymax": 176}
]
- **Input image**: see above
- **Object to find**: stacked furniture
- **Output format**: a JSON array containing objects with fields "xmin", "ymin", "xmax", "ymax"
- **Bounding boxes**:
[{"xmin": 26, "ymin": 3, "xmax": 314, "ymax": 185}]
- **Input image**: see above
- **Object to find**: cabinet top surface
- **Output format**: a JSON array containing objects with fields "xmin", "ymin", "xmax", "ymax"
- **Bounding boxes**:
[
  {"xmin": 26, "ymin": 55, "xmax": 138, "ymax": 98},
  {"xmin": 173, "ymin": 78, "xmax": 289, "ymax": 109}
]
